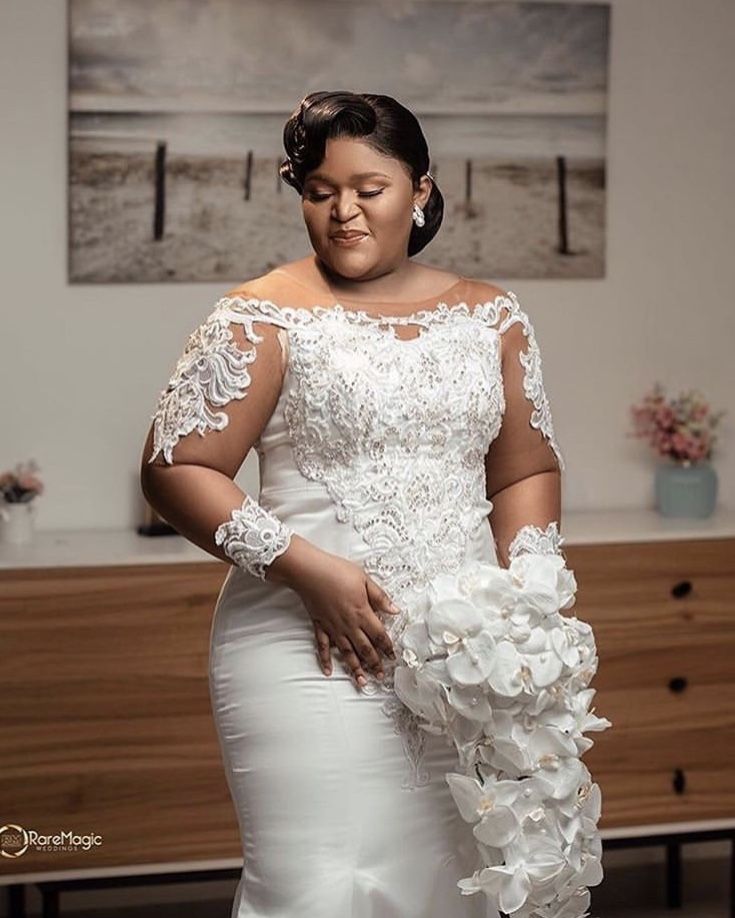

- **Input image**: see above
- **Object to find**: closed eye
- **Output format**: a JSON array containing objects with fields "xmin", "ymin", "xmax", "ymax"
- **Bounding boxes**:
[{"xmin": 308, "ymin": 191, "xmax": 383, "ymax": 201}]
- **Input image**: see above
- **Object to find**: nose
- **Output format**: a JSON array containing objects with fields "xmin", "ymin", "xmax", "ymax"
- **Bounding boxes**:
[{"xmin": 331, "ymin": 191, "xmax": 361, "ymax": 223}]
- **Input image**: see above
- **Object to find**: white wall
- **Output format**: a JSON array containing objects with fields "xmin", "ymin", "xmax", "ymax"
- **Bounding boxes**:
[{"xmin": 1, "ymin": 0, "xmax": 733, "ymax": 530}]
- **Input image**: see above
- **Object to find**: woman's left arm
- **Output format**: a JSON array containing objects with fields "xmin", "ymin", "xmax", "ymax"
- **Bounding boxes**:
[{"xmin": 484, "ymin": 293, "xmax": 566, "ymax": 568}]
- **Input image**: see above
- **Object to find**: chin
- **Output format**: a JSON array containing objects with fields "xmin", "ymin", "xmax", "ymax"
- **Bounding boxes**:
[{"xmin": 322, "ymin": 251, "xmax": 375, "ymax": 274}]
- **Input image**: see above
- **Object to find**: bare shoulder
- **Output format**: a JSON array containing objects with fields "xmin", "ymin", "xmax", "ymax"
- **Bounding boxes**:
[
  {"xmin": 464, "ymin": 276, "xmax": 509, "ymax": 302},
  {"xmin": 224, "ymin": 263, "xmax": 295, "ymax": 299},
  {"xmin": 417, "ymin": 264, "xmax": 507, "ymax": 303},
  {"xmin": 222, "ymin": 273, "xmax": 273, "ymax": 300},
  {"xmin": 413, "ymin": 263, "xmax": 462, "ymax": 286}
]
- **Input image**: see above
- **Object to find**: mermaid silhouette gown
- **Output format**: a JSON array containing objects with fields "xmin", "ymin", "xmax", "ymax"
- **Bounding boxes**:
[{"xmin": 145, "ymin": 268, "xmax": 569, "ymax": 918}]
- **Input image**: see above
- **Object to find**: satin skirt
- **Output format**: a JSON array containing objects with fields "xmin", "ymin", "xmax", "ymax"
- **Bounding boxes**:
[{"xmin": 209, "ymin": 562, "xmax": 501, "ymax": 918}]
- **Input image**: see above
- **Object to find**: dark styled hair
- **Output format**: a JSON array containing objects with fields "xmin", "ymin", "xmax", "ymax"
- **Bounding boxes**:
[{"xmin": 279, "ymin": 91, "xmax": 443, "ymax": 257}]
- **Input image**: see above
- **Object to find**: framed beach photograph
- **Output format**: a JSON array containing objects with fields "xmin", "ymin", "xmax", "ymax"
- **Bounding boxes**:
[{"xmin": 68, "ymin": 0, "xmax": 610, "ymax": 283}]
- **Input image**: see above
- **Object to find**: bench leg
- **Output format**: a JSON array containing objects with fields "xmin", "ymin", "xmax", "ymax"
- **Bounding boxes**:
[
  {"xmin": 40, "ymin": 886, "xmax": 59, "ymax": 918},
  {"xmin": 7, "ymin": 885, "xmax": 26, "ymax": 918},
  {"xmin": 665, "ymin": 840, "xmax": 682, "ymax": 908}
]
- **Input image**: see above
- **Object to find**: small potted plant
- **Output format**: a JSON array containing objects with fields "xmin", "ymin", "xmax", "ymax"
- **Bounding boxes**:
[
  {"xmin": 0, "ymin": 459, "xmax": 44, "ymax": 545},
  {"xmin": 628, "ymin": 383, "xmax": 726, "ymax": 518}
]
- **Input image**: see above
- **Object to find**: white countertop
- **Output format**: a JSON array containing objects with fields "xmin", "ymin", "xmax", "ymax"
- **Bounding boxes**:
[{"xmin": 0, "ymin": 506, "xmax": 733, "ymax": 570}]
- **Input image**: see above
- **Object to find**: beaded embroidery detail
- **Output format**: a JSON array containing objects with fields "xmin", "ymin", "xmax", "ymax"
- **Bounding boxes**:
[
  {"xmin": 508, "ymin": 520, "xmax": 566, "ymax": 561},
  {"xmin": 214, "ymin": 494, "xmax": 293, "ymax": 580},
  {"xmin": 147, "ymin": 309, "xmax": 261, "ymax": 466}
]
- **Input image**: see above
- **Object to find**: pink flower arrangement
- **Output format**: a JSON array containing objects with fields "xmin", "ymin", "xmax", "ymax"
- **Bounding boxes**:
[
  {"xmin": 629, "ymin": 383, "xmax": 725, "ymax": 464},
  {"xmin": 0, "ymin": 459, "xmax": 45, "ymax": 504}
]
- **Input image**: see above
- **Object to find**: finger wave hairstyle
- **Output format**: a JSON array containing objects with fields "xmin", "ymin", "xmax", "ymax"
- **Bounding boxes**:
[{"xmin": 279, "ymin": 91, "xmax": 444, "ymax": 257}]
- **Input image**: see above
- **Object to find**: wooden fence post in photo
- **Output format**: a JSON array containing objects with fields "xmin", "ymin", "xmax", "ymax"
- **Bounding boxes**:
[
  {"xmin": 556, "ymin": 154, "xmax": 571, "ymax": 255},
  {"xmin": 465, "ymin": 158, "xmax": 479, "ymax": 218},
  {"xmin": 153, "ymin": 141, "xmax": 166, "ymax": 241},
  {"xmin": 244, "ymin": 150, "xmax": 253, "ymax": 201}
]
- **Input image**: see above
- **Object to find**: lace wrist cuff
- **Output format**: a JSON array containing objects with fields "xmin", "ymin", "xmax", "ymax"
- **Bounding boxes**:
[
  {"xmin": 214, "ymin": 495, "xmax": 293, "ymax": 580},
  {"xmin": 507, "ymin": 520, "xmax": 565, "ymax": 561}
]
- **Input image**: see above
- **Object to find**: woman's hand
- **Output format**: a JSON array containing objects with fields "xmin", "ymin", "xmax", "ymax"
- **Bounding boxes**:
[{"xmin": 297, "ymin": 553, "xmax": 400, "ymax": 688}]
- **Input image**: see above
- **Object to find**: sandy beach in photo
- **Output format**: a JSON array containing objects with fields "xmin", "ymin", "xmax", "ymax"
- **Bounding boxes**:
[{"xmin": 69, "ymin": 148, "xmax": 605, "ymax": 284}]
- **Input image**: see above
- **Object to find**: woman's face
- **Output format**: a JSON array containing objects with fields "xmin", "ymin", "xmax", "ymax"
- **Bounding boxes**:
[{"xmin": 301, "ymin": 136, "xmax": 432, "ymax": 282}]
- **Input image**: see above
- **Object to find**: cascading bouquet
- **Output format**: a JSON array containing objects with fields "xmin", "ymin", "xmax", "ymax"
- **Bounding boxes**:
[{"xmin": 391, "ymin": 524, "xmax": 612, "ymax": 918}]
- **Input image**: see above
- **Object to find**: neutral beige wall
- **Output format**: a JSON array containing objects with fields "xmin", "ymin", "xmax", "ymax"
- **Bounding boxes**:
[{"xmin": 1, "ymin": 0, "xmax": 733, "ymax": 530}]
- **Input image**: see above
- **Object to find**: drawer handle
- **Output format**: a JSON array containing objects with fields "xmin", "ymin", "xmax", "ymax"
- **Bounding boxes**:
[
  {"xmin": 672, "ymin": 768, "xmax": 686, "ymax": 794},
  {"xmin": 671, "ymin": 580, "xmax": 692, "ymax": 598},
  {"xmin": 669, "ymin": 676, "xmax": 688, "ymax": 693}
]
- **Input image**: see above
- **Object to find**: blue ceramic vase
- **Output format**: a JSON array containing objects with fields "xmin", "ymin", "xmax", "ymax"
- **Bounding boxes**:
[{"xmin": 654, "ymin": 459, "xmax": 718, "ymax": 518}]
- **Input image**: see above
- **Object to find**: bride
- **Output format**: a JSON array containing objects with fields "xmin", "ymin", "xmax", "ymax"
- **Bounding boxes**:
[{"xmin": 140, "ymin": 90, "xmax": 607, "ymax": 918}]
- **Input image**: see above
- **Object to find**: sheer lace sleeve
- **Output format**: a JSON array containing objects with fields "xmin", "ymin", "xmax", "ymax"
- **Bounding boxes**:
[
  {"xmin": 141, "ymin": 293, "xmax": 293, "ymax": 580},
  {"xmin": 484, "ymin": 293, "xmax": 566, "ymax": 567}
]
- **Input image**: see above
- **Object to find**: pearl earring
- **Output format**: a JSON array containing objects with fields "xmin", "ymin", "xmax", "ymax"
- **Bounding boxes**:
[{"xmin": 412, "ymin": 203, "xmax": 425, "ymax": 227}]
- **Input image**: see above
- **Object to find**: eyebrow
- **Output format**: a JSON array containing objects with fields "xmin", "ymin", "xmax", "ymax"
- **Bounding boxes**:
[{"xmin": 305, "ymin": 171, "xmax": 391, "ymax": 183}]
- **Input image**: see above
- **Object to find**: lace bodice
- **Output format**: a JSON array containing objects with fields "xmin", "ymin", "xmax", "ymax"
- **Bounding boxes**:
[
  {"xmin": 148, "ymin": 290, "xmax": 564, "ymax": 594},
  {"xmin": 279, "ymin": 300, "xmax": 503, "ymax": 602},
  {"xmin": 144, "ymin": 271, "xmax": 566, "ymax": 789}
]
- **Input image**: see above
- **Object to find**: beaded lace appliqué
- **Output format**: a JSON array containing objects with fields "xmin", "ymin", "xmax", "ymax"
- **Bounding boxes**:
[
  {"xmin": 214, "ymin": 494, "xmax": 293, "ymax": 581},
  {"xmin": 148, "ymin": 290, "xmax": 565, "ymax": 790},
  {"xmin": 147, "ymin": 308, "xmax": 265, "ymax": 467},
  {"xmin": 496, "ymin": 299, "xmax": 566, "ymax": 472},
  {"xmin": 508, "ymin": 520, "xmax": 566, "ymax": 561}
]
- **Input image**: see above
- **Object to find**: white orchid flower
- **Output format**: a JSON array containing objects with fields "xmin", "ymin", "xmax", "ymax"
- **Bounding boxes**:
[
  {"xmin": 447, "ymin": 683, "xmax": 495, "ymax": 722},
  {"xmin": 514, "ymin": 626, "xmax": 565, "ymax": 688},
  {"xmin": 420, "ymin": 594, "xmax": 498, "ymax": 686},
  {"xmin": 445, "ymin": 772, "xmax": 523, "ymax": 847},
  {"xmin": 393, "ymin": 663, "xmax": 452, "ymax": 733},
  {"xmin": 460, "ymin": 831, "xmax": 570, "ymax": 914},
  {"xmin": 552, "ymin": 688, "xmax": 613, "ymax": 747}
]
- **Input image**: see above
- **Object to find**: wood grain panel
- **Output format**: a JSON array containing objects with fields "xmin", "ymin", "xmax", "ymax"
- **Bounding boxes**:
[
  {"xmin": 564, "ymin": 538, "xmax": 735, "ymax": 828},
  {"xmin": 1, "ymin": 537, "xmax": 733, "ymax": 875},
  {"xmin": 0, "ymin": 562, "xmax": 243, "ymax": 874}
]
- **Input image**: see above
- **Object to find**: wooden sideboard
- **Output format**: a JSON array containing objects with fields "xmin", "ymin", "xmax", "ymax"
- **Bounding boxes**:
[
  {"xmin": 1, "ymin": 508, "xmax": 734, "ymax": 887},
  {"xmin": 570, "ymin": 535, "xmax": 735, "ymax": 829}
]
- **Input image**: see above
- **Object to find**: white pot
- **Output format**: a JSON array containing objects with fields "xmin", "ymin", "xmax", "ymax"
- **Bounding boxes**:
[{"xmin": 0, "ymin": 501, "xmax": 36, "ymax": 545}]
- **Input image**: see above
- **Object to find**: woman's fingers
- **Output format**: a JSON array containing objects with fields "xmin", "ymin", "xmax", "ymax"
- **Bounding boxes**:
[
  {"xmin": 365, "ymin": 577, "xmax": 401, "ymax": 618},
  {"xmin": 363, "ymin": 579, "xmax": 398, "ymax": 661},
  {"xmin": 310, "ymin": 613, "xmax": 372, "ymax": 687},
  {"xmin": 312, "ymin": 619, "xmax": 332, "ymax": 675},
  {"xmin": 334, "ymin": 636, "xmax": 370, "ymax": 687},
  {"xmin": 349, "ymin": 627, "xmax": 385, "ymax": 679},
  {"xmin": 362, "ymin": 614, "xmax": 397, "ymax": 662},
  {"xmin": 308, "ymin": 570, "xmax": 402, "ymax": 688}
]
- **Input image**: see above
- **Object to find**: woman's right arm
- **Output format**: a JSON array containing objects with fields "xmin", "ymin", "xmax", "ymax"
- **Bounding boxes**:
[
  {"xmin": 140, "ymin": 309, "xmax": 306, "ymax": 581},
  {"xmin": 139, "ymin": 299, "xmax": 397, "ymax": 682}
]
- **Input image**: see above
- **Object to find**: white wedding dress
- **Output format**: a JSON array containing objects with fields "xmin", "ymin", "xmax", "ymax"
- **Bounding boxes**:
[{"xmin": 145, "ymin": 267, "xmax": 579, "ymax": 918}]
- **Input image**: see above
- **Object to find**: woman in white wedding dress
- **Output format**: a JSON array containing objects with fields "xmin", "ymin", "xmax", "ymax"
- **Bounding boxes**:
[{"xmin": 140, "ymin": 92, "xmax": 602, "ymax": 918}]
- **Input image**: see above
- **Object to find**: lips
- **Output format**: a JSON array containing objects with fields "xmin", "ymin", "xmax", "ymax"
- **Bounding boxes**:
[{"xmin": 331, "ymin": 232, "xmax": 367, "ymax": 240}]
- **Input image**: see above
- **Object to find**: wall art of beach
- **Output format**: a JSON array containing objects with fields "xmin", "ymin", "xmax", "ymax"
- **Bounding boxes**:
[{"xmin": 68, "ymin": 0, "xmax": 610, "ymax": 283}]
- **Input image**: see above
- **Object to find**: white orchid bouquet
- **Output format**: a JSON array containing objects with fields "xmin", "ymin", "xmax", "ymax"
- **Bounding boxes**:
[{"xmin": 392, "ymin": 529, "xmax": 612, "ymax": 918}]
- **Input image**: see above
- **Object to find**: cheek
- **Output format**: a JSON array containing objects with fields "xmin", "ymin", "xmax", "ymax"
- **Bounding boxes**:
[
  {"xmin": 301, "ymin": 203, "xmax": 323, "ymax": 228},
  {"xmin": 367, "ymin": 197, "xmax": 412, "ymax": 231},
  {"xmin": 301, "ymin": 196, "xmax": 411, "ymax": 235}
]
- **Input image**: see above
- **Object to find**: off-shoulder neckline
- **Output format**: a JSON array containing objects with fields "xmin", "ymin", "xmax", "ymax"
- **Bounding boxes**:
[
  {"xmin": 217, "ymin": 290, "xmax": 519, "ymax": 326},
  {"xmin": 269, "ymin": 268, "xmax": 468, "ymax": 307}
]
